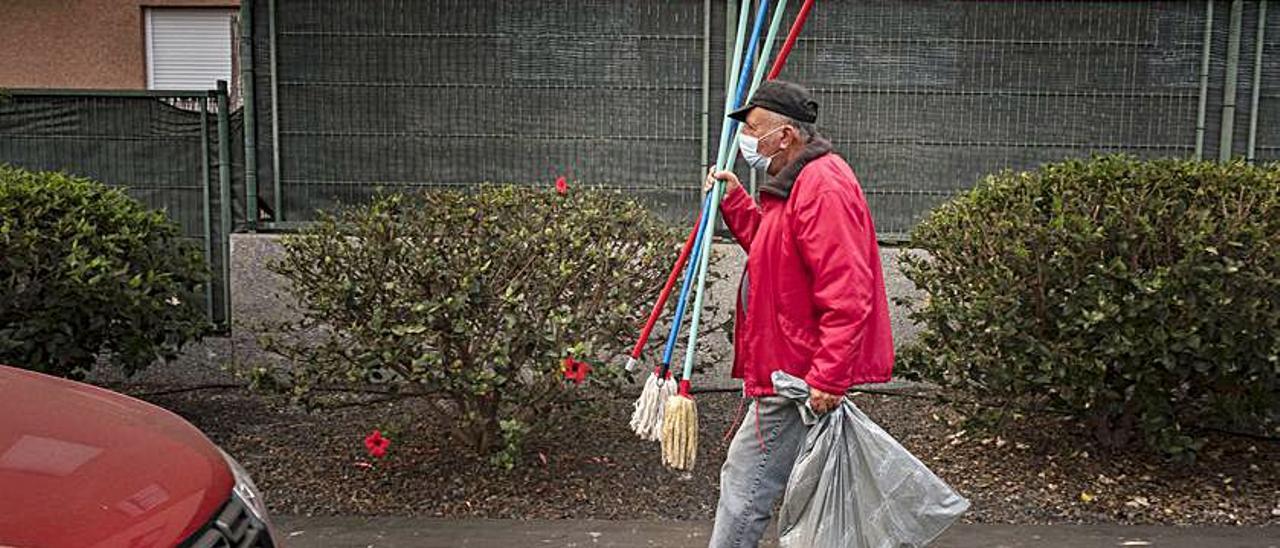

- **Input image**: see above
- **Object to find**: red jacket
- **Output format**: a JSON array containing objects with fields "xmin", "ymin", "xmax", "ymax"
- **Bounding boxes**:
[{"xmin": 720, "ymin": 138, "xmax": 894, "ymax": 397}]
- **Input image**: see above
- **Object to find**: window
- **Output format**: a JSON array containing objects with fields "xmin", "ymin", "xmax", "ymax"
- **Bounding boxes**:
[{"xmin": 145, "ymin": 9, "xmax": 236, "ymax": 92}]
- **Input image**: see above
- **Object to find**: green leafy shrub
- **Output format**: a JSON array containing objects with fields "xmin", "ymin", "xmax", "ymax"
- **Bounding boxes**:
[
  {"xmin": 900, "ymin": 156, "xmax": 1279, "ymax": 457},
  {"xmin": 0, "ymin": 164, "xmax": 210, "ymax": 378},
  {"xmin": 266, "ymin": 186, "xmax": 697, "ymax": 457}
]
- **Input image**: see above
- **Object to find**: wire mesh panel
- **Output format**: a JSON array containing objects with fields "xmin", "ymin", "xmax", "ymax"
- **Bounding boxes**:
[
  {"xmin": 771, "ymin": 1, "xmax": 1215, "ymax": 237},
  {"xmin": 265, "ymin": 0, "xmax": 709, "ymax": 223},
  {"xmin": 0, "ymin": 92, "xmax": 235, "ymax": 327},
  {"xmin": 1245, "ymin": 1, "xmax": 1280, "ymax": 162},
  {"xmin": 252, "ymin": 0, "xmax": 1271, "ymax": 236}
]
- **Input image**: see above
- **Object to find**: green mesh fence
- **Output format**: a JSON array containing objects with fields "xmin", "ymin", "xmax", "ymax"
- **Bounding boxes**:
[
  {"xmin": 3, "ymin": 2, "xmax": 1273, "ymax": 246},
  {"xmin": 774, "ymin": 1, "xmax": 1216, "ymax": 235},
  {"xmin": 251, "ymin": 0, "xmax": 711, "ymax": 225},
  {"xmin": 0, "ymin": 91, "xmax": 237, "ymax": 327},
  {"xmin": 1246, "ymin": 1, "xmax": 1280, "ymax": 163},
  {"xmin": 248, "ymin": 0, "xmax": 1277, "ymax": 238}
]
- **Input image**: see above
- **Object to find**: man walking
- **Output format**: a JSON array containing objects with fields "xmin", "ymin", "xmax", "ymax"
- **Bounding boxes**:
[{"xmin": 705, "ymin": 80, "xmax": 894, "ymax": 548}]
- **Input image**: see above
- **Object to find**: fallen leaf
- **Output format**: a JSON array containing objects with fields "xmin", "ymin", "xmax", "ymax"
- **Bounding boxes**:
[
  {"xmin": 1125, "ymin": 496, "xmax": 1150, "ymax": 508},
  {"xmin": 1080, "ymin": 491, "xmax": 1096, "ymax": 503}
]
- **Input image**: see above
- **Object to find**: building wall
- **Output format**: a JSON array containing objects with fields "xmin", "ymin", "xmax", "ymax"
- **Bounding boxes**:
[{"xmin": 1, "ymin": 0, "xmax": 238, "ymax": 90}]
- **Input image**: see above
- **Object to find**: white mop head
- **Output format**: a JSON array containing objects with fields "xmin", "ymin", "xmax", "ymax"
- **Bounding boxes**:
[{"xmin": 630, "ymin": 372, "xmax": 665, "ymax": 441}]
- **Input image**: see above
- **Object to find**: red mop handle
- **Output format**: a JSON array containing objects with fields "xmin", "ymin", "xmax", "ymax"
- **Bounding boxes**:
[
  {"xmin": 766, "ymin": 0, "xmax": 816, "ymax": 81},
  {"xmin": 629, "ymin": 216, "xmax": 702, "ymax": 359},
  {"xmin": 630, "ymin": 0, "xmax": 814, "ymax": 364}
]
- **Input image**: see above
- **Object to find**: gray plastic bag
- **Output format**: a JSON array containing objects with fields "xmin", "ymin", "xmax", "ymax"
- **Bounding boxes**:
[{"xmin": 773, "ymin": 371, "xmax": 970, "ymax": 548}]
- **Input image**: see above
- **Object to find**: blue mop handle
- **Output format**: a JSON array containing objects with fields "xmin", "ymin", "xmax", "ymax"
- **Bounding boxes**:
[
  {"xmin": 714, "ymin": 0, "xmax": 773, "ymax": 172},
  {"xmin": 659, "ymin": 0, "xmax": 754, "ymax": 378},
  {"xmin": 724, "ymin": 0, "xmax": 789, "ymax": 173},
  {"xmin": 682, "ymin": 0, "xmax": 773, "ymax": 383},
  {"xmin": 660, "ymin": 191, "xmax": 714, "ymax": 372}
]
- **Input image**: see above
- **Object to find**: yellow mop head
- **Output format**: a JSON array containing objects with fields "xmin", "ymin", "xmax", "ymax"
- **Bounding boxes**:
[{"xmin": 660, "ymin": 392, "xmax": 698, "ymax": 470}]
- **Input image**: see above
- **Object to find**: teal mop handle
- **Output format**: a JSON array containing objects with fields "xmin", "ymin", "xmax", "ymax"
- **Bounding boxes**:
[
  {"xmin": 681, "ymin": 0, "xmax": 780, "ymax": 382},
  {"xmin": 660, "ymin": 191, "xmax": 713, "ymax": 374},
  {"xmin": 722, "ymin": 0, "xmax": 790, "ymax": 172},
  {"xmin": 679, "ymin": 179, "xmax": 729, "ymax": 382}
]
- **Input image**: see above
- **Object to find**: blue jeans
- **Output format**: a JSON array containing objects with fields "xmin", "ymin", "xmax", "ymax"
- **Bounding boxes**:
[{"xmin": 709, "ymin": 396, "xmax": 808, "ymax": 548}]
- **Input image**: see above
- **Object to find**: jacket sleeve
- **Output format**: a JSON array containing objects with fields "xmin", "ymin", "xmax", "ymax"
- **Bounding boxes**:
[
  {"xmin": 793, "ymin": 188, "xmax": 875, "ymax": 395},
  {"xmin": 719, "ymin": 185, "xmax": 762, "ymax": 252}
]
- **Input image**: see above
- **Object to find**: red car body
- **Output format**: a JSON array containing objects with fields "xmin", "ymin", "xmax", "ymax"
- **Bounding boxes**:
[{"xmin": 0, "ymin": 366, "xmax": 275, "ymax": 547}]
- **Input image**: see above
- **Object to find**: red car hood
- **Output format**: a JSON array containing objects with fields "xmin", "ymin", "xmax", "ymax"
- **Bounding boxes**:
[{"xmin": 0, "ymin": 366, "xmax": 233, "ymax": 547}]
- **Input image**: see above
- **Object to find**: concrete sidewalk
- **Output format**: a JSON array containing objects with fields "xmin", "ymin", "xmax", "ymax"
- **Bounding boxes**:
[{"xmin": 274, "ymin": 517, "xmax": 1279, "ymax": 548}]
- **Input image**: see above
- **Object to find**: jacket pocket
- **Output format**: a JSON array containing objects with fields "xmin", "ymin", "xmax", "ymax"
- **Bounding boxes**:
[{"xmin": 775, "ymin": 305, "xmax": 818, "ymax": 356}]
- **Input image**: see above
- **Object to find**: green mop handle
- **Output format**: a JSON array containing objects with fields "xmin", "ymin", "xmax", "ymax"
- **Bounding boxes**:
[
  {"xmin": 723, "ymin": 0, "xmax": 789, "ymax": 171},
  {"xmin": 673, "ymin": 0, "xmax": 753, "ymax": 392},
  {"xmin": 680, "ymin": 0, "xmax": 790, "ymax": 384},
  {"xmin": 679, "ymin": 178, "xmax": 728, "ymax": 384}
]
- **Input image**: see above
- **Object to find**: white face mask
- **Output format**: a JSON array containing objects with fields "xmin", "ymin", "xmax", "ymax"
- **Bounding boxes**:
[{"xmin": 738, "ymin": 126, "xmax": 785, "ymax": 171}]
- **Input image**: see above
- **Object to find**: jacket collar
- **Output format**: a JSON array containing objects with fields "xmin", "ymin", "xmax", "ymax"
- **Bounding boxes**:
[{"xmin": 759, "ymin": 136, "xmax": 833, "ymax": 199}]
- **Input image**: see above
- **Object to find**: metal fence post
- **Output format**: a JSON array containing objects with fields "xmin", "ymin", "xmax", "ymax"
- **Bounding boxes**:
[
  {"xmin": 216, "ymin": 80, "xmax": 234, "ymax": 329},
  {"xmin": 241, "ymin": 0, "xmax": 259, "ymax": 230},
  {"xmin": 1248, "ymin": 0, "xmax": 1268, "ymax": 163},
  {"xmin": 702, "ymin": 0, "xmax": 711, "ymax": 180},
  {"xmin": 1220, "ymin": 0, "xmax": 1244, "ymax": 162},
  {"xmin": 1196, "ymin": 0, "xmax": 1214, "ymax": 159},
  {"xmin": 200, "ymin": 96, "xmax": 215, "ymax": 324},
  {"xmin": 269, "ymin": 0, "xmax": 283, "ymax": 222}
]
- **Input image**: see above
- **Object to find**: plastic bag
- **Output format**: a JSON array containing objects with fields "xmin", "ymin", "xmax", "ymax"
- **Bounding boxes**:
[{"xmin": 773, "ymin": 371, "xmax": 970, "ymax": 548}]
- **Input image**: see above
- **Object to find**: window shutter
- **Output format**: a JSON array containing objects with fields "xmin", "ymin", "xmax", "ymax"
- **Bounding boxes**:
[{"xmin": 146, "ymin": 9, "xmax": 235, "ymax": 91}]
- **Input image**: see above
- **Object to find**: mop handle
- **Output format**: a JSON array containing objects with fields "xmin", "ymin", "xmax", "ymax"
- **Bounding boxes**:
[
  {"xmin": 629, "ymin": 0, "xmax": 753, "ymax": 374},
  {"xmin": 722, "ymin": 0, "xmax": 793, "ymax": 173},
  {"xmin": 722, "ymin": 0, "xmax": 754, "ymax": 125},
  {"xmin": 681, "ymin": 0, "xmax": 813, "ymax": 382},
  {"xmin": 707, "ymin": 0, "xmax": 813, "ymax": 182},
  {"xmin": 681, "ymin": 180, "xmax": 728, "ymax": 383},
  {"xmin": 628, "ymin": 209, "xmax": 701, "ymax": 363},
  {"xmin": 713, "ymin": 0, "xmax": 775, "ymax": 171},
  {"xmin": 682, "ymin": 0, "xmax": 776, "ymax": 383},
  {"xmin": 628, "ymin": 0, "xmax": 752, "ymax": 373},
  {"xmin": 660, "ymin": 192, "xmax": 714, "ymax": 373},
  {"xmin": 766, "ymin": 0, "xmax": 815, "ymax": 81}
]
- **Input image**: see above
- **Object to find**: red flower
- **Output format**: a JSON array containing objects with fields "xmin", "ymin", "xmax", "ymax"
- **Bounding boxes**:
[
  {"xmin": 364, "ymin": 430, "xmax": 391, "ymax": 458},
  {"xmin": 562, "ymin": 356, "xmax": 592, "ymax": 385},
  {"xmin": 555, "ymin": 176, "xmax": 568, "ymax": 195}
]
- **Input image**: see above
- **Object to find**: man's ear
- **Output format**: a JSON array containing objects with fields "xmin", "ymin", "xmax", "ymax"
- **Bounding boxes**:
[{"xmin": 782, "ymin": 126, "xmax": 797, "ymax": 149}]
